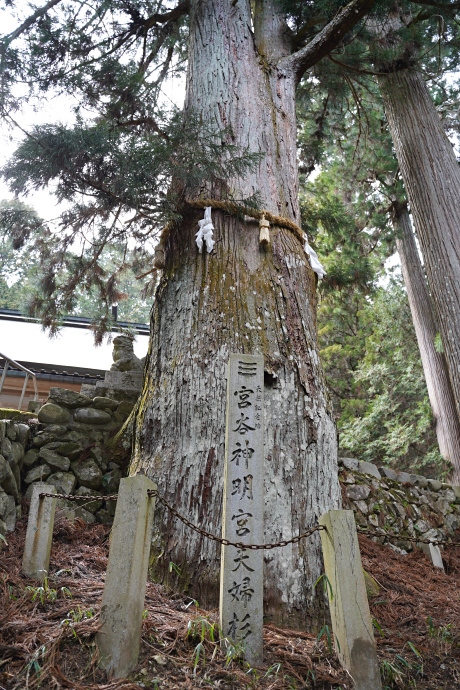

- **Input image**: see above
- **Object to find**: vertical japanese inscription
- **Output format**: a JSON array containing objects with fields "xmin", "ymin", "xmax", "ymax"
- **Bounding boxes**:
[{"xmin": 220, "ymin": 354, "xmax": 264, "ymax": 665}]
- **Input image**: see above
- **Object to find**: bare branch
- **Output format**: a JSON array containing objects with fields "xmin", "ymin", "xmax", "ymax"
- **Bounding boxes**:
[
  {"xmin": 5, "ymin": 0, "xmax": 63, "ymax": 42},
  {"xmin": 292, "ymin": 16, "xmax": 327, "ymax": 46},
  {"xmin": 328, "ymin": 53, "xmax": 390, "ymax": 76},
  {"xmin": 281, "ymin": 0, "xmax": 376, "ymax": 82},
  {"xmin": 115, "ymin": 116, "xmax": 169, "ymax": 139},
  {"xmin": 143, "ymin": 0, "xmax": 190, "ymax": 31}
]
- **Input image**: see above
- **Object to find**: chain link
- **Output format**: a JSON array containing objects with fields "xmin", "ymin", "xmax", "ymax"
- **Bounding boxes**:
[
  {"xmin": 148, "ymin": 489, "xmax": 325, "ymax": 550},
  {"xmin": 39, "ymin": 491, "xmax": 460, "ymax": 549},
  {"xmin": 356, "ymin": 526, "xmax": 460, "ymax": 547},
  {"xmin": 39, "ymin": 492, "xmax": 118, "ymax": 502},
  {"xmin": 39, "ymin": 489, "xmax": 325, "ymax": 550}
]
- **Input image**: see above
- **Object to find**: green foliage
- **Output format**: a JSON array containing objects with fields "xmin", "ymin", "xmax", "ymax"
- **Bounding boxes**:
[
  {"xmin": 24, "ymin": 644, "xmax": 47, "ymax": 683},
  {"xmin": 0, "ymin": 199, "xmax": 43, "ymax": 310},
  {"xmin": 372, "ymin": 618, "xmax": 385, "ymax": 638},
  {"xmin": 26, "ymin": 576, "xmax": 72, "ymax": 604},
  {"xmin": 313, "ymin": 572, "xmax": 334, "ymax": 602},
  {"xmin": 0, "ymin": 114, "xmax": 262, "ymax": 339},
  {"xmin": 186, "ymin": 615, "xmax": 218, "ymax": 644},
  {"xmin": 330, "ymin": 278, "xmax": 449, "ymax": 477},
  {"xmin": 426, "ymin": 616, "xmax": 455, "ymax": 651},
  {"xmin": 192, "ymin": 641, "xmax": 206, "ymax": 670},
  {"xmin": 60, "ymin": 607, "xmax": 95, "ymax": 638},
  {"xmin": 0, "ymin": 223, "xmax": 152, "ymax": 325},
  {"xmin": 380, "ymin": 645, "xmax": 425, "ymax": 688},
  {"xmin": 60, "ymin": 244, "xmax": 152, "ymax": 324},
  {"xmin": 168, "ymin": 561, "xmax": 182, "ymax": 576},
  {"xmin": 380, "ymin": 658, "xmax": 405, "ymax": 686},
  {"xmin": 316, "ymin": 624, "xmax": 335, "ymax": 654},
  {"xmin": 223, "ymin": 638, "xmax": 247, "ymax": 667},
  {"xmin": 299, "ymin": 34, "xmax": 458, "ymax": 478},
  {"xmin": 3, "ymin": 112, "xmax": 262, "ymax": 222}
]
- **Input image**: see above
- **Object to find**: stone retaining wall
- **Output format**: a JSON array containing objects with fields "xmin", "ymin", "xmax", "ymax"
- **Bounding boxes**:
[
  {"xmin": 21, "ymin": 387, "xmax": 134, "ymax": 526},
  {"xmin": 339, "ymin": 457, "xmax": 460, "ymax": 553},
  {"xmin": 3, "ymin": 389, "xmax": 460, "ymax": 556},
  {"xmin": 1, "ymin": 335, "xmax": 144, "ymax": 537},
  {"xmin": 0, "ymin": 419, "xmax": 29, "ymax": 534}
]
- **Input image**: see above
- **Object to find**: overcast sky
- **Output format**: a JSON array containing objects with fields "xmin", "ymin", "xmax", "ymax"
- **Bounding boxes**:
[
  {"xmin": 0, "ymin": 1, "xmax": 408, "ymax": 358},
  {"xmin": 1, "ymin": 319, "xmax": 149, "ymax": 369},
  {"xmin": 0, "ymin": 4, "xmax": 186, "ymax": 366}
]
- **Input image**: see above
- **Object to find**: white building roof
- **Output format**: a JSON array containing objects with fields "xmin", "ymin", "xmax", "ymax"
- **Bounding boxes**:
[{"xmin": 0, "ymin": 315, "xmax": 149, "ymax": 371}]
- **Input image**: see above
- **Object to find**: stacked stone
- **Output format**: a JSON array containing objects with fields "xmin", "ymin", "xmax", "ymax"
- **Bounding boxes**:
[
  {"xmin": 0, "ymin": 420, "xmax": 30, "ymax": 534},
  {"xmin": 339, "ymin": 457, "xmax": 460, "ymax": 553},
  {"xmin": 23, "ymin": 388, "xmax": 135, "ymax": 525},
  {"xmin": 6, "ymin": 379, "xmax": 460, "ymax": 547}
]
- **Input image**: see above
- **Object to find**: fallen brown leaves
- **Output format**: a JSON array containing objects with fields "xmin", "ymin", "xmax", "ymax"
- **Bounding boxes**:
[
  {"xmin": 0, "ymin": 513, "xmax": 459, "ymax": 689},
  {"xmin": 359, "ymin": 534, "xmax": 460, "ymax": 687}
]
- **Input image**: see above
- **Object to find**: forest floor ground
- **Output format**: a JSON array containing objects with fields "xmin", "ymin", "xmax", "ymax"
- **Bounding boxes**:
[{"xmin": 1, "ymin": 510, "xmax": 459, "ymax": 690}]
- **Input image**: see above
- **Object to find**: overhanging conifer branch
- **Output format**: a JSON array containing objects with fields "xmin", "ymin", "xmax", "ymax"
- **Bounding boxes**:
[
  {"xmin": 5, "ymin": 0, "xmax": 63, "ymax": 42},
  {"xmin": 142, "ymin": 0, "xmax": 190, "ymax": 30},
  {"xmin": 282, "ymin": 0, "xmax": 376, "ymax": 82}
]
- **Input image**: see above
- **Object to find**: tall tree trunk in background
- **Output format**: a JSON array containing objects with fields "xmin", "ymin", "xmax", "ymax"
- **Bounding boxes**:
[
  {"xmin": 378, "ymin": 68, "xmax": 460, "ymax": 438},
  {"xmin": 131, "ymin": 0, "xmax": 341, "ymax": 628},
  {"xmin": 393, "ymin": 205, "xmax": 460, "ymax": 484}
]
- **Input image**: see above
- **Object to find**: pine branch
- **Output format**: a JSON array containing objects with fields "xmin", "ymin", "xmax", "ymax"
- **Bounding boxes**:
[
  {"xmin": 292, "ymin": 16, "xmax": 327, "ymax": 47},
  {"xmin": 1, "ymin": 109, "xmax": 153, "ymax": 221},
  {"xmin": 281, "ymin": 0, "xmax": 376, "ymax": 82},
  {"xmin": 5, "ymin": 0, "xmax": 63, "ymax": 42},
  {"xmin": 110, "ymin": 0, "xmax": 189, "ymax": 53},
  {"xmin": 115, "ymin": 117, "xmax": 169, "ymax": 139},
  {"xmin": 88, "ymin": 1, "xmax": 189, "ymax": 75},
  {"xmin": 328, "ymin": 54, "xmax": 389, "ymax": 76}
]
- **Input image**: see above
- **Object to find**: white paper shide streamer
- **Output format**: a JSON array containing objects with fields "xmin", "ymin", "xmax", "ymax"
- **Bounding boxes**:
[
  {"xmin": 303, "ymin": 233, "xmax": 326, "ymax": 280},
  {"xmin": 194, "ymin": 205, "xmax": 324, "ymax": 279},
  {"xmin": 196, "ymin": 207, "xmax": 215, "ymax": 254}
]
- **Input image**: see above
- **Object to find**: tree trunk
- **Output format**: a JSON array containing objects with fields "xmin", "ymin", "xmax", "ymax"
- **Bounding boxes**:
[
  {"xmin": 131, "ymin": 0, "xmax": 341, "ymax": 628},
  {"xmin": 378, "ymin": 68, "xmax": 460, "ymax": 440},
  {"xmin": 394, "ymin": 206, "xmax": 460, "ymax": 484}
]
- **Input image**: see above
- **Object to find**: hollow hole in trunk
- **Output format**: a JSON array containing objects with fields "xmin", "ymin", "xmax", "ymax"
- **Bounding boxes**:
[{"xmin": 264, "ymin": 370, "xmax": 278, "ymax": 388}]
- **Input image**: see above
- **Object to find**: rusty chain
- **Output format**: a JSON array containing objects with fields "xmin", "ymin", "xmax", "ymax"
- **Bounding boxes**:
[
  {"xmin": 356, "ymin": 526, "xmax": 460, "ymax": 547},
  {"xmin": 147, "ymin": 489, "xmax": 325, "ymax": 550},
  {"xmin": 39, "ymin": 492, "xmax": 118, "ymax": 502},
  {"xmin": 39, "ymin": 490, "xmax": 460, "ymax": 549},
  {"xmin": 39, "ymin": 489, "xmax": 325, "ymax": 550}
]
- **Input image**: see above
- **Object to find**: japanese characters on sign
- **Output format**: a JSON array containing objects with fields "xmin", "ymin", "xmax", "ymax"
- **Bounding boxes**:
[{"xmin": 220, "ymin": 353, "xmax": 264, "ymax": 665}]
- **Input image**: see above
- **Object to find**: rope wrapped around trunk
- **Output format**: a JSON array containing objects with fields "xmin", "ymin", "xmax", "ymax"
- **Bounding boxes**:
[
  {"xmin": 186, "ymin": 198, "xmax": 306, "ymax": 245},
  {"xmin": 136, "ymin": 198, "xmax": 325, "ymax": 278}
]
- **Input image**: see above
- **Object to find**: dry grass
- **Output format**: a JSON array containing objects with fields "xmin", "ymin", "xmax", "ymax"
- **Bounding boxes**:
[{"xmin": 0, "ymin": 512, "xmax": 459, "ymax": 689}]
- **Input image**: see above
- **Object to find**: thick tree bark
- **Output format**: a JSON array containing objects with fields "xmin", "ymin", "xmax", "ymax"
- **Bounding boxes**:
[
  {"xmin": 131, "ymin": 0, "xmax": 341, "ymax": 628},
  {"xmin": 379, "ymin": 68, "xmax": 460, "ymax": 440},
  {"xmin": 394, "ymin": 206, "xmax": 460, "ymax": 484}
]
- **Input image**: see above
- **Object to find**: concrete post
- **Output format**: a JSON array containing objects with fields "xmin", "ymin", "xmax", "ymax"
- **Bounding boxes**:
[
  {"xmin": 22, "ymin": 483, "xmax": 57, "ymax": 581},
  {"xmin": 319, "ymin": 510, "xmax": 382, "ymax": 690},
  {"xmin": 421, "ymin": 542, "xmax": 444, "ymax": 570},
  {"xmin": 96, "ymin": 475, "xmax": 156, "ymax": 678}
]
